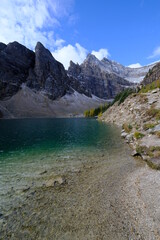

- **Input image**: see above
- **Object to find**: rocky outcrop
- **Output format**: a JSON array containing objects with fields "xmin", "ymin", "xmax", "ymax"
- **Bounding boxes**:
[
  {"xmin": 27, "ymin": 42, "xmax": 69, "ymax": 100},
  {"xmin": 68, "ymin": 54, "xmax": 134, "ymax": 99},
  {"xmin": 0, "ymin": 41, "xmax": 35, "ymax": 100},
  {"xmin": 142, "ymin": 62, "xmax": 160, "ymax": 85},
  {"xmin": 101, "ymin": 88, "xmax": 160, "ymax": 169}
]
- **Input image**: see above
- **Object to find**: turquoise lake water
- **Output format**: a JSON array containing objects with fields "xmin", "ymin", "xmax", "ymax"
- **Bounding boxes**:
[{"xmin": 0, "ymin": 118, "xmax": 123, "ymax": 214}]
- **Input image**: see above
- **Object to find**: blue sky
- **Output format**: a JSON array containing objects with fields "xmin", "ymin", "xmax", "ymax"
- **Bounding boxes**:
[{"xmin": 0, "ymin": 0, "xmax": 160, "ymax": 69}]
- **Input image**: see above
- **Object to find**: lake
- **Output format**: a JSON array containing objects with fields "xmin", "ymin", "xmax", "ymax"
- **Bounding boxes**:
[{"xmin": 0, "ymin": 118, "xmax": 143, "ymax": 239}]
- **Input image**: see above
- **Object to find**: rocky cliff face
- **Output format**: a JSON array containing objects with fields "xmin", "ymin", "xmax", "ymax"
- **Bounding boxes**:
[
  {"xmin": 0, "ymin": 41, "xmax": 35, "ymax": 100},
  {"xmin": 0, "ymin": 42, "xmax": 98, "ymax": 101},
  {"xmin": 68, "ymin": 54, "xmax": 134, "ymax": 99},
  {"xmin": 68, "ymin": 53, "xmax": 157, "ymax": 85},
  {"xmin": 141, "ymin": 62, "xmax": 160, "ymax": 85},
  {"xmin": 26, "ymin": 42, "xmax": 70, "ymax": 99}
]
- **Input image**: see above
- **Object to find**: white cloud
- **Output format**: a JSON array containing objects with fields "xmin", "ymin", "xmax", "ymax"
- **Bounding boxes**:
[
  {"xmin": 52, "ymin": 43, "xmax": 88, "ymax": 69},
  {"xmin": 128, "ymin": 63, "xmax": 142, "ymax": 68},
  {"xmin": 148, "ymin": 46, "xmax": 160, "ymax": 59},
  {"xmin": 52, "ymin": 45, "xmax": 112, "ymax": 69},
  {"xmin": 91, "ymin": 48, "xmax": 110, "ymax": 60},
  {"xmin": 0, "ymin": 1, "xmax": 111, "ymax": 70},
  {"xmin": 0, "ymin": 0, "xmax": 73, "ymax": 50}
]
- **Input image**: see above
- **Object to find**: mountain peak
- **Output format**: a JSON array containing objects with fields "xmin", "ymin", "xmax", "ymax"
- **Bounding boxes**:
[
  {"xmin": 86, "ymin": 53, "xmax": 99, "ymax": 61},
  {"xmin": 35, "ymin": 41, "xmax": 45, "ymax": 50},
  {"xmin": 83, "ymin": 53, "xmax": 101, "ymax": 66}
]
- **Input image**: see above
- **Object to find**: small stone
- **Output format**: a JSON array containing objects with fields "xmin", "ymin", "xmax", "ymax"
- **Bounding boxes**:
[
  {"xmin": 39, "ymin": 170, "xmax": 47, "ymax": 175},
  {"xmin": 151, "ymin": 89, "xmax": 159, "ymax": 94},
  {"xmin": 153, "ymin": 124, "xmax": 160, "ymax": 132},
  {"xmin": 45, "ymin": 176, "xmax": 66, "ymax": 187},
  {"xmin": 148, "ymin": 99, "xmax": 157, "ymax": 105},
  {"xmin": 131, "ymin": 150, "xmax": 141, "ymax": 157},
  {"xmin": 141, "ymin": 155, "xmax": 150, "ymax": 161},
  {"xmin": 126, "ymin": 134, "xmax": 133, "ymax": 141},
  {"xmin": 22, "ymin": 186, "xmax": 30, "ymax": 192},
  {"xmin": 121, "ymin": 132, "xmax": 128, "ymax": 138}
]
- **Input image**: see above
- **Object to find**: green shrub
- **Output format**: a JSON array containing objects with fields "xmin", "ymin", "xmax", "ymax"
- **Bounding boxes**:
[
  {"xmin": 147, "ymin": 108, "xmax": 160, "ymax": 120},
  {"xmin": 140, "ymin": 79, "xmax": 160, "ymax": 93},
  {"xmin": 84, "ymin": 88, "xmax": 135, "ymax": 117},
  {"xmin": 146, "ymin": 160, "xmax": 160, "ymax": 170},
  {"xmin": 112, "ymin": 88, "xmax": 135, "ymax": 105},
  {"xmin": 155, "ymin": 131, "xmax": 160, "ymax": 138},
  {"xmin": 136, "ymin": 145, "xmax": 153, "ymax": 157},
  {"xmin": 84, "ymin": 103, "xmax": 109, "ymax": 117},
  {"xmin": 143, "ymin": 123, "xmax": 156, "ymax": 130},
  {"xmin": 134, "ymin": 131, "xmax": 145, "ymax": 139},
  {"xmin": 98, "ymin": 112, "xmax": 103, "ymax": 118}
]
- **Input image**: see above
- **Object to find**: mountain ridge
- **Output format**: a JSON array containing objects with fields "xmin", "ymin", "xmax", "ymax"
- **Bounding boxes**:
[
  {"xmin": 73, "ymin": 53, "xmax": 157, "ymax": 83},
  {"xmin": 0, "ymin": 40, "xmax": 158, "ymax": 118}
]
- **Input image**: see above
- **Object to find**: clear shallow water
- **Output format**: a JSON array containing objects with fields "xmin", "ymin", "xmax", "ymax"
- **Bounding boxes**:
[
  {"xmin": 0, "ymin": 118, "xmax": 145, "ymax": 239},
  {"xmin": 0, "ymin": 118, "xmax": 123, "ymax": 214}
]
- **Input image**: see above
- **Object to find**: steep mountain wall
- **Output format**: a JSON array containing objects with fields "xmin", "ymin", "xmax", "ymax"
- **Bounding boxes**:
[
  {"xmin": 68, "ymin": 55, "xmax": 134, "ymax": 99},
  {"xmin": 142, "ymin": 62, "xmax": 160, "ymax": 85}
]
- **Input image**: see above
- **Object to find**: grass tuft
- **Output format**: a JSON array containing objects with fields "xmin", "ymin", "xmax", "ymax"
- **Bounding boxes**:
[
  {"xmin": 134, "ymin": 131, "xmax": 145, "ymax": 139},
  {"xmin": 122, "ymin": 123, "xmax": 132, "ymax": 133}
]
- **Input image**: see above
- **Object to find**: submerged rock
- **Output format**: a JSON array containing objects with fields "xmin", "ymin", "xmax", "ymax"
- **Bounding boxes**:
[
  {"xmin": 39, "ymin": 170, "xmax": 47, "ymax": 175},
  {"xmin": 45, "ymin": 176, "xmax": 66, "ymax": 187},
  {"xmin": 22, "ymin": 186, "xmax": 31, "ymax": 192}
]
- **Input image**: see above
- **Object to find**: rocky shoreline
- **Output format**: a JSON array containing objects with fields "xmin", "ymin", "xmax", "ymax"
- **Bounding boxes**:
[{"xmin": 101, "ymin": 88, "xmax": 160, "ymax": 170}]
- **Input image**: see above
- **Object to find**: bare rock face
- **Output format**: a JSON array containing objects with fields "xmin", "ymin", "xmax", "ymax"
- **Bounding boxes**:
[
  {"xmin": 142, "ymin": 62, "xmax": 160, "ymax": 85},
  {"xmin": 101, "ymin": 57, "xmax": 156, "ymax": 83},
  {"xmin": 68, "ymin": 53, "xmax": 157, "ymax": 86},
  {"xmin": 27, "ymin": 42, "xmax": 69, "ymax": 99},
  {"xmin": 0, "ymin": 42, "xmax": 35, "ymax": 100},
  {"xmin": 0, "ymin": 43, "xmax": 7, "ymax": 51},
  {"xmin": 0, "ymin": 41, "xmax": 90, "ymax": 102},
  {"xmin": 68, "ymin": 54, "xmax": 134, "ymax": 99}
]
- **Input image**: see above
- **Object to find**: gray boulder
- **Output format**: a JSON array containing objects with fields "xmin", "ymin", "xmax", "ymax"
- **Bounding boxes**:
[{"xmin": 153, "ymin": 124, "xmax": 160, "ymax": 132}]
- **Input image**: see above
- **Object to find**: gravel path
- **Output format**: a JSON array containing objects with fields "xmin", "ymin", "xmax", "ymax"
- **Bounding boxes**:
[{"xmin": 121, "ymin": 165, "xmax": 160, "ymax": 240}]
